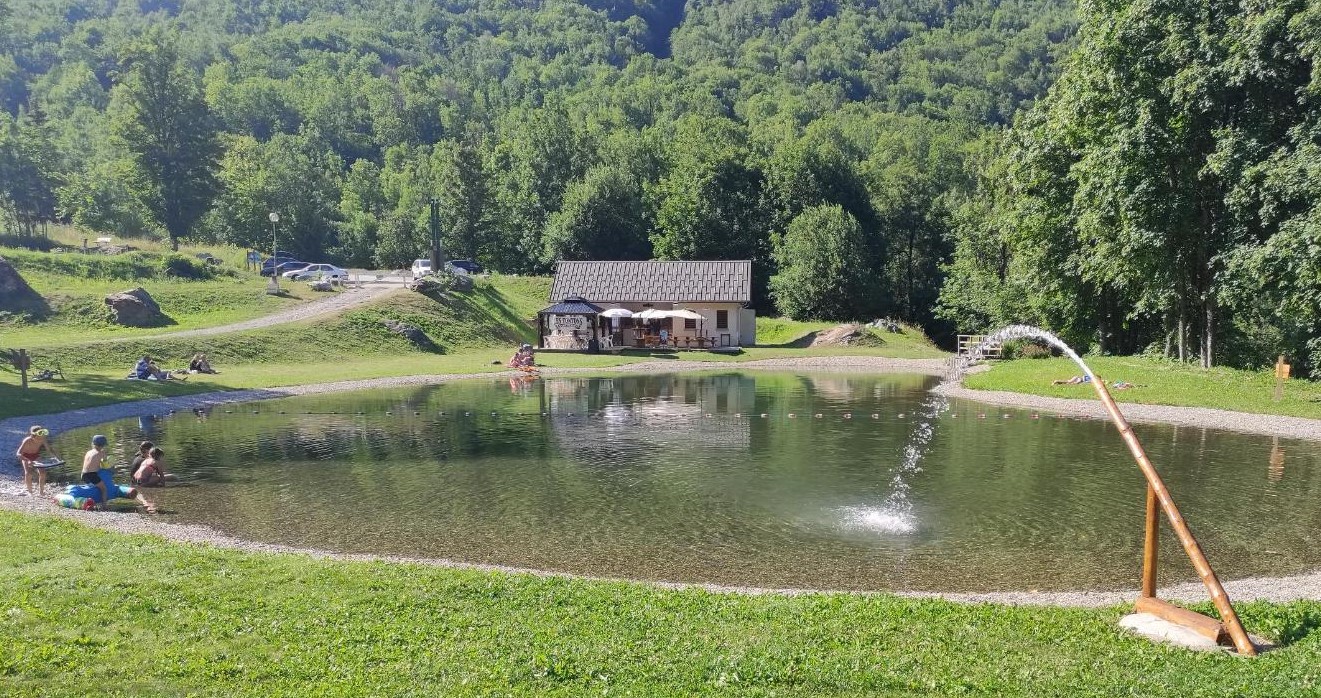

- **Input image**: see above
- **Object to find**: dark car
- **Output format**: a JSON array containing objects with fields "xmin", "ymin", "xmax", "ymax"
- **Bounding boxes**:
[{"xmin": 448, "ymin": 259, "xmax": 484, "ymax": 274}]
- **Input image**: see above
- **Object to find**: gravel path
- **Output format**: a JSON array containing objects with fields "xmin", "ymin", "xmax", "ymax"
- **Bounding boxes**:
[
  {"xmin": 86, "ymin": 283, "xmax": 401, "ymax": 343},
  {"xmin": 5, "ymin": 354, "xmax": 1321, "ymax": 606}
]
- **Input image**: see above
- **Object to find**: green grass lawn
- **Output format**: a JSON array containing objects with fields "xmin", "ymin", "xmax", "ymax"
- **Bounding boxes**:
[
  {"xmin": 966, "ymin": 356, "xmax": 1321, "ymax": 420},
  {"xmin": 1, "ymin": 511, "xmax": 1318, "ymax": 697}
]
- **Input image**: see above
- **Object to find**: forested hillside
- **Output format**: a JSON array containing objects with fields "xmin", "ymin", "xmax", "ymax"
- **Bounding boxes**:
[
  {"xmin": 939, "ymin": 0, "xmax": 1321, "ymax": 374},
  {"xmin": 0, "ymin": 0, "xmax": 1077, "ymax": 333},
  {"xmin": 5, "ymin": 0, "xmax": 1314, "ymax": 374}
]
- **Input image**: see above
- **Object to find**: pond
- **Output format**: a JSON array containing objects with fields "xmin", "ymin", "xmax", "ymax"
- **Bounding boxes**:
[{"xmin": 55, "ymin": 372, "xmax": 1321, "ymax": 592}]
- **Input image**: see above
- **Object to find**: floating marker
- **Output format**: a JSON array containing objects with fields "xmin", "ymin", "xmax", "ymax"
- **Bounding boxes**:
[
  {"xmin": 734, "ymin": 413, "xmax": 742, "ymax": 418},
  {"xmin": 978, "ymin": 414, "xmax": 986, "ymax": 419},
  {"xmin": 1002, "ymin": 414, "xmax": 1011, "ymax": 419},
  {"xmin": 843, "ymin": 413, "xmax": 852, "ymax": 419},
  {"xmin": 705, "ymin": 413, "xmax": 712, "ymax": 418},
  {"xmin": 252, "ymin": 410, "xmax": 259, "ymax": 414},
  {"xmin": 897, "ymin": 413, "xmax": 905, "ymax": 418},
  {"xmin": 871, "ymin": 413, "xmax": 879, "ymax": 419},
  {"xmin": 760, "ymin": 413, "xmax": 768, "ymax": 418},
  {"xmin": 414, "ymin": 411, "xmax": 420, "ymax": 416},
  {"xmin": 385, "ymin": 411, "xmax": 392, "ymax": 416},
  {"xmin": 814, "ymin": 413, "xmax": 823, "ymax": 419},
  {"xmin": 1031, "ymin": 414, "xmax": 1040, "ymax": 419},
  {"xmin": 787, "ymin": 413, "xmax": 796, "ymax": 419},
  {"xmin": 224, "ymin": 410, "xmax": 232, "ymax": 414},
  {"xmin": 278, "ymin": 411, "xmax": 286, "ymax": 415}
]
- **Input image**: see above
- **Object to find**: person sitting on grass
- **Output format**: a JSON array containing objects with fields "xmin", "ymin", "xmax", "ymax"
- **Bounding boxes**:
[
  {"xmin": 133, "ymin": 447, "xmax": 173, "ymax": 487},
  {"xmin": 16, "ymin": 425, "xmax": 60, "ymax": 497},
  {"xmin": 1051, "ymin": 375, "xmax": 1092, "ymax": 385},
  {"xmin": 188, "ymin": 353, "xmax": 218, "ymax": 374},
  {"xmin": 507, "ymin": 344, "xmax": 536, "ymax": 370},
  {"xmin": 132, "ymin": 355, "xmax": 185, "ymax": 381}
]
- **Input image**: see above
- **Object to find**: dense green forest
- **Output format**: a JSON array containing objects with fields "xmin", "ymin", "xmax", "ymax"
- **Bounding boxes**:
[
  {"xmin": 0, "ymin": 0, "xmax": 1076, "ymax": 325},
  {"xmin": 0, "ymin": 0, "xmax": 1317, "ymax": 373}
]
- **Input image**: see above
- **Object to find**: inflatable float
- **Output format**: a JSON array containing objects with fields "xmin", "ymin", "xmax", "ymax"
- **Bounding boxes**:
[{"xmin": 53, "ymin": 468, "xmax": 139, "ymax": 510}]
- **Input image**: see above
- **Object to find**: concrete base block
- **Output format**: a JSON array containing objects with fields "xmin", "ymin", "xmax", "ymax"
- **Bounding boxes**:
[{"xmin": 1119, "ymin": 613, "xmax": 1274, "ymax": 655}]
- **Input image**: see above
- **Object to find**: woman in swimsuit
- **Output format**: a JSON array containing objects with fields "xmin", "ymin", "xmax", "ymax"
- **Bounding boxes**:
[{"xmin": 16, "ymin": 425, "xmax": 60, "ymax": 496}]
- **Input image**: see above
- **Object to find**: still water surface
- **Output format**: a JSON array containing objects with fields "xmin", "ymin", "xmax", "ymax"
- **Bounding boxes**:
[{"xmin": 57, "ymin": 372, "xmax": 1321, "ymax": 592}]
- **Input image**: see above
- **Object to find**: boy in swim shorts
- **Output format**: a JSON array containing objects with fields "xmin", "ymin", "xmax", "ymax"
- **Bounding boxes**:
[
  {"xmin": 81, "ymin": 435, "xmax": 110, "ymax": 510},
  {"xmin": 16, "ymin": 425, "xmax": 60, "ymax": 496}
]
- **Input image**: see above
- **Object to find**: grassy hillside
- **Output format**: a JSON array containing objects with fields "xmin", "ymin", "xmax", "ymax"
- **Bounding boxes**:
[{"xmin": 0, "ymin": 243, "xmax": 319, "ymax": 346}]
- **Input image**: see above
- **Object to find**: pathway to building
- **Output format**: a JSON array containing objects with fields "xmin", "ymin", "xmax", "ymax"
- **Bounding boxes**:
[{"xmin": 88, "ymin": 281, "xmax": 404, "ymax": 344}]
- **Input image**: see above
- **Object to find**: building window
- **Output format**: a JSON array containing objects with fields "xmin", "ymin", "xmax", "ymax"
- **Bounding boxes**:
[
  {"xmin": 684, "ymin": 318, "xmax": 696, "ymax": 330},
  {"xmin": 716, "ymin": 310, "xmax": 728, "ymax": 329}
]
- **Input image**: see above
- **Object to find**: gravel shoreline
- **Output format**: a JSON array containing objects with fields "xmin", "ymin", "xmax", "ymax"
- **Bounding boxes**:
[{"xmin": 5, "ymin": 354, "xmax": 1321, "ymax": 606}]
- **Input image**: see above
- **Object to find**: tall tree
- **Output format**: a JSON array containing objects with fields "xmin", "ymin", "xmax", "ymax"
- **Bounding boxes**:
[
  {"xmin": 543, "ymin": 164, "xmax": 651, "ymax": 262},
  {"xmin": 110, "ymin": 28, "xmax": 221, "ymax": 250},
  {"xmin": 770, "ymin": 204, "xmax": 881, "ymax": 321}
]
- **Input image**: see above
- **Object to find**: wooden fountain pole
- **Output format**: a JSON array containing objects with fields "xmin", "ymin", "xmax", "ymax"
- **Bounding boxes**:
[
  {"xmin": 1089, "ymin": 379, "xmax": 1256, "ymax": 656},
  {"xmin": 1141, "ymin": 484, "xmax": 1158, "ymax": 598}
]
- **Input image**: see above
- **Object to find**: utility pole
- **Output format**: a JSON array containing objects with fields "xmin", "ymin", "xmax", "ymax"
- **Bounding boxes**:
[{"xmin": 429, "ymin": 197, "xmax": 442, "ymax": 274}]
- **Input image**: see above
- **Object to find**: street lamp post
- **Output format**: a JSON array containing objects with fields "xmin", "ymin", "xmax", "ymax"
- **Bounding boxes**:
[
  {"xmin": 429, "ymin": 197, "xmax": 441, "ymax": 276},
  {"xmin": 268, "ymin": 212, "xmax": 281, "ymax": 294}
]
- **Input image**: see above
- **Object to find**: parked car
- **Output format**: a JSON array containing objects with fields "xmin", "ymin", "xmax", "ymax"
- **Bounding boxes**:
[
  {"xmin": 447, "ymin": 259, "xmax": 483, "ymax": 275},
  {"xmin": 260, "ymin": 257, "xmax": 304, "ymax": 276},
  {"xmin": 286, "ymin": 263, "xmax": 350, "ymax": 282},
  {"xmin": 411, "ymin": 258, "xmax": 432, "ymax": 279}
]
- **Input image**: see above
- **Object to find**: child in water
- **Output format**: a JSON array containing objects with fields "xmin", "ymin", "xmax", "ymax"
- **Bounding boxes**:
[
  {"xmin": 132, "ymin": 447, "xmax": 171, "ymax": 487},
  {"xmin": 81, "ymin": 435, "xmax": 111, "ymax": 510},
  {"xmin": 16, "ymin": 426, "xmax": 60, "ymax": 496}
]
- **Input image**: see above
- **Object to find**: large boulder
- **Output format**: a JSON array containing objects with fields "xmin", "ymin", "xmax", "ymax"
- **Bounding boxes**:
[
  {"xmin": 0, "ymin": 256, "xmax": 45, "ymax": 313},
  {"xmin": 381, "ymin": 319, "xmax": 438, "ymax": 352},
  {"xmin": 104, "ymin": 287, "xmax": 169, "ymax": 327}
]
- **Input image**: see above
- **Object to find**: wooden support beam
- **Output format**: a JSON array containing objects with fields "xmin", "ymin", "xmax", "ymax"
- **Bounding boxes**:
[
  {"xmin": 1133, "ymin": 596, "xmax": 1227, "ymax": 644},
  {"xmin": 1089, "ymin": 379, "xmax": 1257, "ymax": 655},
  {"xmin": 1142, "ymin": 484, "xmax": 1158, "ymax": 598}
]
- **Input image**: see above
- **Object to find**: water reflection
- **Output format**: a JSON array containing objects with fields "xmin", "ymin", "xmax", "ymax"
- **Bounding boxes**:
[{"xmin": 52, "ymin": 372, "xmax": 1321, "ymax": 592}]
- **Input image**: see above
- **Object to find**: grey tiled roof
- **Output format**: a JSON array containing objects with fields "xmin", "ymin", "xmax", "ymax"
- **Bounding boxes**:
[{"xmin": 550, "ymin": 260, "xmax": 752, "ymax": 303}]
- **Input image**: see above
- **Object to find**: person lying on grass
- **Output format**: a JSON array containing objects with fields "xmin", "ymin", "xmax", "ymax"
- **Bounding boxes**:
[
  {"xmin": 1051, "ymin": 375, "xmax": 1091, "ymax": 385},
  {"xmin": 132, "ymin": 355, "xmax": 186, "ymax": 381},
  {"xmin": 16, "ymin": 425, "xmax": 60, "ymax": 496}
]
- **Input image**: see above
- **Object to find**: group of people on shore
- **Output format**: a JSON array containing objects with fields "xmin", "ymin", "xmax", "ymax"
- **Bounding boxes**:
[
  {"xmin": 507, "ymin": 343, "xmax": 536, "ymax": 371},
  {"xmin": 16, "ymin": 426, "xmax": 172, "ymax": 508},
  {"xmin": 129, "ymin": 353, "xmax": 218, "ymax": 381}
]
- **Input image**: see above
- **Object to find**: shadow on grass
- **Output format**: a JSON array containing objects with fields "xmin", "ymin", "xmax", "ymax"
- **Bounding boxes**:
[
  {"xmin": 756, "ymin": 332, "xmax": 819, "ymax": 349},
  {"xmin": 0, "ymin": 372, "xmax": 256, "ymax": 421}
]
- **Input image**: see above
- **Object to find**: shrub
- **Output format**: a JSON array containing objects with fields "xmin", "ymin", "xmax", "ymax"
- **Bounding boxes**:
[
  {"xmin": 1002, "ymin": 339, "xmax": 1054, "ymax": 359},
  {"xmin": 160, "ymin": 253, "xmax": 214, "ymax": 280}
]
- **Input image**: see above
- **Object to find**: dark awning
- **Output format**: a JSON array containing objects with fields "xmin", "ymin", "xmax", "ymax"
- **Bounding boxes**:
[{"xmin": 539, "ymin": 297, "xmax": 603, "ymax": 315}]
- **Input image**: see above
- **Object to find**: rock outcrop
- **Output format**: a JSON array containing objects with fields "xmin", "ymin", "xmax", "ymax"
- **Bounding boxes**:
[
  {"xmin": 381, "ymin": 319, "xmax": 438, "ymax": 351},
  {"xmin": 104, "ymin": 287, "xmax": 169, "ymax": 327}
]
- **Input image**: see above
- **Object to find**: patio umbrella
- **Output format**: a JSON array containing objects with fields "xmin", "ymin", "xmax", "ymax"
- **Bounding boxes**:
[
  {"xmin": 599, "ymin": 308, "xmax": 633, "ymax": 318},
  {"xmin": 634, "ymin": 308, "xmax": 669, "ymax": 320},
  {"xmin": 669, "ymin": 309, "xmax": 703, "ymax": 320}
]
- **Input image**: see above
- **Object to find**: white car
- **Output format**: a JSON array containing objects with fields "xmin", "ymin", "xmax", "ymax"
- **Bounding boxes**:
[
  {"xmin": 410, "ymin": 259, "xmax": 432, "ymax": 279},
  {"xmin": 285, "ymin": 264, "xmax": 349, "ymax": 281}
]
